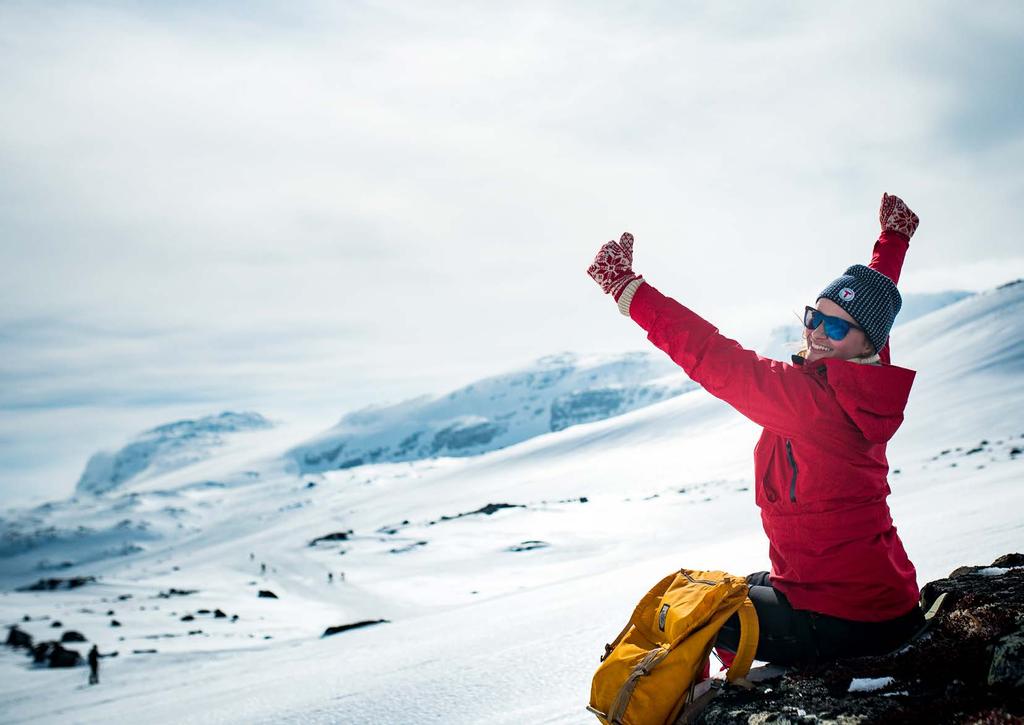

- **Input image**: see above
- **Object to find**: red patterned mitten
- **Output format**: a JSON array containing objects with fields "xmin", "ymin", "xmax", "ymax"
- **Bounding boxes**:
[
  {"xmin": 587, "ymin": 232, "xmax": 642, "ymax": 301},
  {"xmin": 879, "ymin": 193, "xmax": 920, "ymax": 239}
]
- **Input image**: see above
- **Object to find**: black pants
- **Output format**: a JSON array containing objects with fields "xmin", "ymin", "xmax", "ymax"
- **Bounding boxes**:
[{"xmin": 714, "ymin": 571, "xmax": 924, "ymax": 667}]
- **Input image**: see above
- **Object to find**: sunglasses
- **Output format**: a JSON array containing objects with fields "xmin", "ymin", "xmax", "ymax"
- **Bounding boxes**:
[{"xmin": 803, "ymin": 306, "xmax": 864, "ymax": 341}]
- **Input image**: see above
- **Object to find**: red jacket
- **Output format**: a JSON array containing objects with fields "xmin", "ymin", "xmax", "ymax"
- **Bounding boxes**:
[{"xmin": 628, "ymin": 231, "xmax": 919, "ymax": 621}]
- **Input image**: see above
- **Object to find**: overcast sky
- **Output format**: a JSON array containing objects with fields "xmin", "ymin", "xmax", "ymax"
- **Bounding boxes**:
[{"xmin": 2, "ymin": 0, "xmax": 1023, "ymax": 505}]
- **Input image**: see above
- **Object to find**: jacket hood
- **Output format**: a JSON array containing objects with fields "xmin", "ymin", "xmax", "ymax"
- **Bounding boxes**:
[{"xmin": 792, "ymin": 354, "xmax": 916, "ymax": 443}]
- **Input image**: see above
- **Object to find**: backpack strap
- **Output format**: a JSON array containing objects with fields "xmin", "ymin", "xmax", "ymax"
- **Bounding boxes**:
[
  {"xmin": 678, "ymin": 596, "xmax": 760, "ymax": 724},
  {"xmin": 725, "ymin": 596, "xmax": 759, "ymax": 682}
]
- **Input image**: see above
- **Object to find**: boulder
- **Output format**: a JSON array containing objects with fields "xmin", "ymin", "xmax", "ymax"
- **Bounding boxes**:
[
  {"xmin": 60, "ymin": 631, "xmax": 87, "ymax": 643},
  {"xmin": 48, "ymin": 643, "xmax": 82, "ymax": 668},
  {"xmin": 5, "ymin": 626, "xmax": 33, "ymax": 649}
]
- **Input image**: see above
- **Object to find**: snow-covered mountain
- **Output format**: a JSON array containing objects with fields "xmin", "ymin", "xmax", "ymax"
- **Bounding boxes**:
[
  {"xmin": 288, "ymin": 351, "xmax": 696, "ymax": 473},
  {"xmin": 0, "ymin": 280, "xmax": 1021, "ymax": 723},
  {"xmin": 76, "ymin": 412, "xmax": 275, "ymax": 495}
]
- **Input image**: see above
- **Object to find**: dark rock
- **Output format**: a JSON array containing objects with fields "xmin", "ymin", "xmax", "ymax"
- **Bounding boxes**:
[
  {"xmin": 181, "ymin": 614, "xmax": 195, "ymax": 621},
  {"xmin": 508, "ymin": 540, "xmax": 550, "ymax": 552},
  {"xmin": 993, "ymin": 553, "xmax": 1024, "ymax": 568},
  {"xmin": 60, "ymin": 631, "xmax": 87, "ymax": 642},
  {"xmin": 434, "ymin": 502, "xmax": 525, "ymax": 524},
  {"xmin": 156, "ymin": 588, "xmax": 197, "ymax": 598},
  {"xmin": 310, "ymin": 531, "xmax": 353, "ymax": 546},
  {"xmin": 699, "ymin": 554, "xmax": 1024, "ymax": 724},
  {"xmin": 50, "ymin": 643, "xmax": 82, "ymax": 668},
  {"xmin": 110, "ymin": 620, "xmax": 121, "ymax": 627},
  {"xmin": 30, "ymin": 641, "xmax": 81, "ymax": 668},
  {"xmin": 321, "ymin": 619, "xmax": 389, "ymax": 637},
  {"xmin": 989, "ymin": 633, "xmax": 1024, "ymax": 689},
  {"xmin": 17, "ymin": 576, "xmax": 97, "ymax": 591},
  {"xmin": 197, "ymin": 609, "xmax": 211, "ymax": 614},
  {"xmin": 106, "ymin": 610, "xmax": 115, "ymax": 616},
  {"xmin": 6, "ymin": 626, "xmax": 33, "ymax": 649},
  {"xmin": 214, "ymin": 609, "xmax": 227, "ymax": 618},
  {"xmin": 389, "ymin": 541, "xmax": 427, "ymax": 554},
  {"xmin": 50, "ymin": 621, "xmax": 62, "ymax": 628},
  {"xmin": 31, "ymin": 642, "xmax": 52, "ymax": 663},
  {"xmin": 258, "ymin": 590, "xmax": 278, "ymax": 599}
]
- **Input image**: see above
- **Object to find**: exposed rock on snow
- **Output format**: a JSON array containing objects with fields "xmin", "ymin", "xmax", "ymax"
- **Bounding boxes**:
[
  {"xmin": 16, "ymin": 576, "xmax": 97, "ymax": 591},
  {"xmin": 699, "ymin": 553, "xmax": 1024, "ymax": 724},
  {"xmin": 508, "ymin": 540, "xmax": 550, "ymax": 552},
  {"xmin": 309, "ymin": 531, "xmax": 353, "ymax": 546},
  {"xmin": 321, "ymin": 619, "xmax": 389, "ymax": 637}
]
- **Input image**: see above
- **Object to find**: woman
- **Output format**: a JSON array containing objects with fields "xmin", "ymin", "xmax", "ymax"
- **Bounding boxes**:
[{"xmin": 586, "ymin": 193, "xmax": 924, "ymax": 666}]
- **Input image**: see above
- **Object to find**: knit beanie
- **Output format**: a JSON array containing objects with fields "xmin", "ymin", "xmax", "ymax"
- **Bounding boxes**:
[{"xmin": 816, "ymin": 264, "xmax": 902, "ymax": 355}]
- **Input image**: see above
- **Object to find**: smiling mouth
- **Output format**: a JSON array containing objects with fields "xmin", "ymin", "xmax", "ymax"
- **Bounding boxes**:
[{"xmin": 810, "ymin": 342, "xmax": 833, "ymax": 353}]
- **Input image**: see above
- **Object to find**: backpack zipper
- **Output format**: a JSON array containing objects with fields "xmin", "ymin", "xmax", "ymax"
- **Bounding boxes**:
[
  {"xmin": 681, "ymin": 571, "xmax": 719, "ymax": 586},
  {"xmin": 785, "ymin": 439, "xmax": 798, "ymax": 503}
]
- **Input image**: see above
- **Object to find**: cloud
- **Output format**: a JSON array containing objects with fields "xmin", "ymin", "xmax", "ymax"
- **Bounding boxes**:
[{"xmin": 1, "ymin": 0, "xmax": 1022, "ymax": 503}]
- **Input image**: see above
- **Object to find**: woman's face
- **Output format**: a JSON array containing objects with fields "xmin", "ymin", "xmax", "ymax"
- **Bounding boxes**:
[{"xmin": 804, "ymin": 298, "xmax": 875, "ymax": 364}]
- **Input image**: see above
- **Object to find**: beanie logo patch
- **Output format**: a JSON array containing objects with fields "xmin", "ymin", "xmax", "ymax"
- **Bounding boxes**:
[{"xmin": 839, "ymin": 287, "xmax": 856, "ymax": 302}]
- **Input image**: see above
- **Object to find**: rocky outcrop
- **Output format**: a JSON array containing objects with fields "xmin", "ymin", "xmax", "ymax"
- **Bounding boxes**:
[{"xmin": 698, "ymin": 554, "xmax": 1024, "ymax": 724}]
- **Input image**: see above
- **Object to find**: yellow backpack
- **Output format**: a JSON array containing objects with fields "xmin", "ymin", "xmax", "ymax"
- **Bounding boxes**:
[{"xmin": 588, "ymin": 568, "xmax": 760, "ymax": 725}]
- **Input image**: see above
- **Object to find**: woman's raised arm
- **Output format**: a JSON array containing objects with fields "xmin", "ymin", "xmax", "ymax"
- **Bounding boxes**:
[
  {"xmin": 870, "ymin": 193, "xmax": 920, "ymax": 363},
  {"xmin": 587, "ymin": 235, "xmax": 840, "ymax": 438}
]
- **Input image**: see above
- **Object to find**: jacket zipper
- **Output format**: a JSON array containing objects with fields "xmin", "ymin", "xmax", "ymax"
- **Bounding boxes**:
[{"xmin": 785, "ymin": 439, "xmax": 798, "ymax": 503}]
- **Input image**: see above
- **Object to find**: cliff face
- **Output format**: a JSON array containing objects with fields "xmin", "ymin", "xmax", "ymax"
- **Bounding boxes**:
[{"xmin": 699, "ymin": 554, "xmax": 1024, "ymax": 724}]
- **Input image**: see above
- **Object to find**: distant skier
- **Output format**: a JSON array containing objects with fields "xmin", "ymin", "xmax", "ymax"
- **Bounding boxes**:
[
  {"xmin": 328, "ymin": 572, "xmax": 333, "ymax": 583},
  {"xmin": 88, "ymin": 645, "xmax": 99, "ymax": 685},
  {"xmin": 260, "ymin": 562, "xmax": 266, "ymax": 575},
  {"xmin": 339, "ymin": 571, "xmax": 346, "ymax": 583},
  {"xmin": 588, "ymin": 193, "xmax": 924, "ymax": 666}
]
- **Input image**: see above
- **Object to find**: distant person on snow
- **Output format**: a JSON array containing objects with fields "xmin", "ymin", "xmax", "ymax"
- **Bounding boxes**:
[
  {"xmin": 587, "ymin": 193, "xmax": 923, "ymax": 665},
  {"xmin": 88, "ymin": 644, "xmax": 100, "ymax": 685}
]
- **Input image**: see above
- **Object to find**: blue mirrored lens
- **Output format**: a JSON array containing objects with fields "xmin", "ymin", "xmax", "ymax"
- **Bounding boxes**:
[
  {"xmin": 823, "ymin": 317, "xmax": 851, "ymax": 340},
  {"xmin": 807, "ymin": 309, "xmax": 852, "ymax": 341}
]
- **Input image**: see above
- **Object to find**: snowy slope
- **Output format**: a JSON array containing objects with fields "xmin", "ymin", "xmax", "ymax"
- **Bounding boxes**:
[{"xmin": 0, "ymin": 281, "xmax": 1021, "ymax": 724}]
